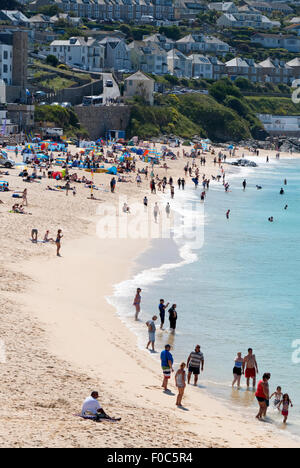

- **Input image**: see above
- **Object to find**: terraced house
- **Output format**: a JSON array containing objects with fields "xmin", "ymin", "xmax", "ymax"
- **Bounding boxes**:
[
  {"xmin": 216, "ymin": 4, "xmax": 280, "ymax": 29},
  {"xmin": 50, "ymin": 37, "xmax": 105, "ymax": 71},
  {"xmin": 142, "ymin": 32, "xmax": 232, "ymax": 56},
  {"xmin": 33, "ymin": 0, "xmax": 175, "ymax": 22}
]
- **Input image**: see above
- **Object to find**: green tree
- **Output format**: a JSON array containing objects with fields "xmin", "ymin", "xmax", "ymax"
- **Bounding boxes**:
[
  {"xmin": 223, "ymin": 95, "xmax": 250, "ymax": 118},
  {"xmin": 209, "ymin": 78, "xmax": 242, "ymax": 103},
  {"xmin": 38, "ymin": 5, "xmax": 62, "ymax": 16},
  {"xmin": 0, "ymin": 0, "xmax": 22, "ymax": 9},
  {"xmin": 159, "ymin": 26, "xmax": 181, "ymax": 41},
  {"xmin": 164, "ymin": 74, "xmax": 180, "ymax": 86},
  {"xmin": 234, "ymin": 77, "xmax": 255, "ymax": 91},
  {"xmin": 46, "ymin": 55, "xmax": 59, "ymax": 68},
  {"xmin": 120, "ymin": 24, "xmax": 131, "ymax": 38}
]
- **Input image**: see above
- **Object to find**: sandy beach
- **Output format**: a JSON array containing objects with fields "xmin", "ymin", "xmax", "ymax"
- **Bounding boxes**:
[{"xmin": 0, "ymin": 143, "xmax": 299, "ymax": 448}]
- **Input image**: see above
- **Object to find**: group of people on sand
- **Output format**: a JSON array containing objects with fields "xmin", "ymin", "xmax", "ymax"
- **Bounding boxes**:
[
  {"xmin": 233, "ymin": 349, "xmax": 293, "ymax": 424},
  {"xmin": 145, "ymin": 303, "xmax": 178, "ymax": 350},
  {"xmin": 136, "ymin": 284, "xmax": 294, "ymax": 421},
  {"xmin": 31, "ymin": 228, "xmax": 63, "ymax": 256},
  {"xmin": 160, "ymin": 344, "xmax": 205, "ymax": 407},
  {"xmin": 133, "ymin": 289, "xmax": 178, "ymax": 337}
]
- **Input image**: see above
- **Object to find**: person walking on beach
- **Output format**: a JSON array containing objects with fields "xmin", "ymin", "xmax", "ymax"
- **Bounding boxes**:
[
  {"xmin": 23, "ymin": 188, "xmax": 28, "ymax": 206},
  {"xmin": 168, "ymin": 304, "xmax": 177, "ymax": 333},
  {"xmin": 226, "ymin": 209, "xmax": 230, "ymax": 220},
  {"xmin": 160, "ymin": 344, "xmax": 174, "ymax": 392},
  {"xmin": 232, "ymin": 352, "xmax": 244, "ymax": 389},
  {"xmin": 255, "ymin": 373, "xmax": 271, "ymax": 420},
  {"xmin": 270, "ymin": 386, "xmax": 283, "ymax": 409},
  {"xmin": 175, "ymin": 363, "xmax": 186, "ymax": 407},
  {"xmin": 110, "ymin": 177, "xmax": 116, "ymax": 193},
  {"xmin": 133, "ymin": 288, "xmax": 142, "ymax": 321},
  {"xmin": 146, "ymin": 315, "xmax": 157, "ymax": 352},
  {"xmin": 154, "ymin": 203, "xmax": 160, "ymax": 223},
  {"xmin": 187, "ymin": 345, "xmax": 204, "ymax": 386},
  {"xmin": 166, "ymin": 203, "xmax": 171, "ymax": 219},
  {"xmin": 56, "ymin": 229, "xmax": 63, "ymax": 257},
  {"xmin": 143, "ymin": 196, "xmax": 148, "ymax": 211},
  {"xmin": 242, "ymin": 180, "xmax": 247, "ymax": 191},
  {"xmin": 243, "ymin": 348, "xmax": 259, "ymax": 388},
  {"xmin": 159, "ymin": 299, "xmax": 169, "ymax": 329}
]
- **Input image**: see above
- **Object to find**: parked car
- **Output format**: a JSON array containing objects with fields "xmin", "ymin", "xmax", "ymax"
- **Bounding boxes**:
[
  {"xmin": 0, "ymin": 153, "xmax": 15, "ymax": 168},
  {"xmin": 34, "ymin": 90, "xmax": 47, "ymax": 98},
  {"xmin": 45, "ymin": 127, "xmax": 64, "ymax": 137},
  {"xmin": 61, "ymin": 102, "xmax": 72, "ymax": 108},
  {"xmin": 50, "ymin": 102, "xmax": 60, "ymax": 106},
  {"xmin": 39, "ymin": 101, "xmax": 48, "ymax": 106}
]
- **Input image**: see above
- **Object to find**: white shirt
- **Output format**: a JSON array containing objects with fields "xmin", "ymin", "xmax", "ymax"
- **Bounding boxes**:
[{"xmin": 81, "ymin": 396, "xmax": 101, "ymax": 416}]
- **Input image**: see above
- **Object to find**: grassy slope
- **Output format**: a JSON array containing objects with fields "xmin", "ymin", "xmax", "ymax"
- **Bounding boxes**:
[{"xmin": 246, "ymin": 96, "xmax": 300, "ymax": 116}]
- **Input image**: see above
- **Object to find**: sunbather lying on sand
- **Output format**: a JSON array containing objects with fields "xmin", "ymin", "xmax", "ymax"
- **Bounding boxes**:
[{"xmin": 11, "ymin": 204, "xmax": 31, "ymax": 215}]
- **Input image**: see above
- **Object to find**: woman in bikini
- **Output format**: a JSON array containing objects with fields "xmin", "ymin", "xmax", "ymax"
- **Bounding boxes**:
[{"xmin": 56, "ymin": 229, "xmax": 63, "ymax": 257}]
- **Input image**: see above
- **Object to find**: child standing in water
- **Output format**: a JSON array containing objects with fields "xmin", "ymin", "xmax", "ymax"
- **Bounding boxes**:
[
  {"xmin": 232, "ymin": 353, "xmax": 244, "ymax": 389},
  {"xmin": 279, "ymin": 394, "xmax": 293, "ymax": 424},
  {"xmin": 175, "ymin": 363, "xmax": 186, "ymax": 407},
  {"xmin": 270, "ymin": 386, "xmax": 283, "ymax": 409}
]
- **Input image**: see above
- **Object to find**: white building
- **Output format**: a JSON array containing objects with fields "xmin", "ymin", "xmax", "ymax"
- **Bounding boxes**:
[
  {"xmin": 167, "ymin": 49, "xmax": 193, "ymax": 78},
  {"xmin": 50, "ymin": 37, "xmax": 105, "ymax": 71},
  {"xmin": 258, "ymin": 114, "xmax": 300, "ymax": 135},
  {"xmin": 251, "ymin": 34, "xmax": 300, "ymax": 53},
  {"xmin": 208, "ymin": 2, "xmax": 237, "ymax": 13},
  {"xmin": 190, "ymin": 54, "xmax": 213, "ymax": 79},
  {"xmin": 175, "ymin": 34, "xmax": 232, "ymax": 56},
  {"xmin": 129, "ymin": 41, "xmax": 168, "ymax": 75},
  {"xmin": 217, "ymin": 7, "xmax": 280, "ymax": 29},
  {"xmin": 0, "ymin": 43, "xmax": 13, "ymax": 85},
  {"xmin": 98, "ymin": 37, "xmax": 131, "ymax": 71},
  {"xmin": 124, "ymin": 71, "xmax": 154, "ymax": 105}
]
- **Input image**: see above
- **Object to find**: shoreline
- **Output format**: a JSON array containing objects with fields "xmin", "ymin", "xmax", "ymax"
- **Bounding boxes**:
[
  {"xmin": 16, "ymin": 223, "xmax": 300, "ymax": 448},
  {"xmin": 1, "ymin": 144, "xmax": 300, "ymax": 447},
  {"xmin": 106, "ymin": 157, "xmax": 300, "ymax": 444}
]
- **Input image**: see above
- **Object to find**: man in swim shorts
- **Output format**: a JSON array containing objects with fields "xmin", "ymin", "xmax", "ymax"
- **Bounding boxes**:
[
  {"xmin": 187, "ymin": 345, "xmax": 204, "ymax": 386},
  {"xmin": 160, "ymin": 344, "xmax": 174, "ymax": 391},
  {"xmin": 243, "ymin": 348, "xmax": 259, "ymax": 388}
]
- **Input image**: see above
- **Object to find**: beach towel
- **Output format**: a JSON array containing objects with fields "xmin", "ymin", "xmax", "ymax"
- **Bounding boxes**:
[{"xmin": 74, "ymin": 413, "xmax": 121, "ymax": 423}]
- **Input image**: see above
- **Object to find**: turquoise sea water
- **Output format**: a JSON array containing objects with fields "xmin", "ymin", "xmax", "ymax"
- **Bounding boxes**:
[{"xmin": 110, "ymin": 157, "xmax": 300, "ymax": 438}]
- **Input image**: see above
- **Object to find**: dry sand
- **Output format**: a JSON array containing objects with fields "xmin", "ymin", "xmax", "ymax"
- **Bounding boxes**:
[{"xmin": 0, "ymin": 143, "xmax": 299, "ymax": 448}]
